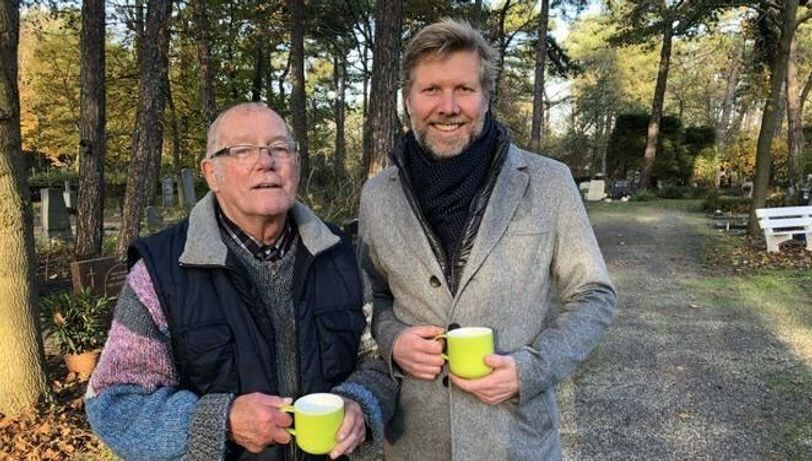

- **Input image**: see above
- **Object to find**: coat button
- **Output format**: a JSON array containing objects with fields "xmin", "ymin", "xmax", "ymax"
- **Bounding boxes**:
[
  {"xmin": 442, "ymin": 376, "xmax": 449, "ymax": 387},
  {"xmin": 429, "ymin": 276, "xmax": 441, "ymax": 287}
]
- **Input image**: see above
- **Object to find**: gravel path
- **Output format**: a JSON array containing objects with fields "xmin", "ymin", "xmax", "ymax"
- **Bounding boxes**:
[{"xmin": 559, "ymin": 205, "xmax": 810, "ymax": 461}]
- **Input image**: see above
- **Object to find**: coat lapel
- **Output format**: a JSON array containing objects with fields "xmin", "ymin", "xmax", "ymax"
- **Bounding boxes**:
[
  {"xmin": 454, "ymin": 146, "xmax": 529, "ymax": 299},
  {"xmin": 387, "ymin": 169, "xmax": 449, "ymax": 284}
]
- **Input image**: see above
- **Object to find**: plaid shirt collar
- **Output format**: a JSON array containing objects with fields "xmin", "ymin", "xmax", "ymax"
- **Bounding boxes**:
[{"xmin": 215, "ymin": 201, "xmax": 297, "ymax": 262}]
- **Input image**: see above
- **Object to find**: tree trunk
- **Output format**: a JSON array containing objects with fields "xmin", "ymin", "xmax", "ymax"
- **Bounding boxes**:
[
  {"xmin": 193, "ymin": 0, "xmax": 215, "ymax": 125},
  {"xmin": 333, "ymin": 54, "xmax": 346, "ymax": 177},
  {"xmin": 530, "ymin": 0, "xmax": 550, "ymax": 153},
  {"xmin": 225, "ymin": 3, "xmax": 239, "ymax": 100},
  {"xmin": 75, "ymin": 0, "xmax": 106, "ymax": 260},
  {"xmin": 731, "ymin": 95, "xmax": 750, "ymax": 135},
  {"xmin": 265, "ymin": 44, "xmax": 275, "ymax": 106},
  {"xmin": 278, "ymin": 52, "xmax": 290, "ymax": 104},
  {"xmin": 717, "ymin": 39, "xmax": 742, "ymax": 149},
  {"xmin": 165, "ymin": 71, "xmax": 182, "ymax": 172},
  {"xmin": 289, "ymin": 0, "xmax": 309, "ymax": 176},
  {"xmin": 361, "ymin": 42, "xmax": 369, "ymax": 149},
  {"xmin": 490, "ymin": 0, "xmax": 513, "ymax": 108},
  {"xmin": 134, "ymin": 0, "xmax": 144, "ymax": 66},
  {"xmin": 363, "ymin": 0, "xmax": 403, "ymax": 178},
  {"xmin": 116, "ymin": 0, "xmax": 172, "ymax": 257},
  {"xmin": 639, "ymin": 19, "xmax": 673, "ymax": 190},
  {"xmin": 470, "ymin": 0, "xmax": 482, "ymax": 29},
  {"xmin": 0, "ymin": 0, "xmax": 46, "ymax": 415},
  {"xmin": 143, "ymin": 0, "xmax": 172, "ymax": 214},
  {"xmin": 251, "ymin": 40, "xmax": 265, "ymax": 103},
  {"xmin": 749, "ymin": 0, "xmax": 798, "ymax": 236},
  {"xmin": 786, "ymin": 34, "xmax": 804, "ymax": 201},
  {"xmin": 601, "ymin": 112, "xmax": 613, "ymax": 176}
]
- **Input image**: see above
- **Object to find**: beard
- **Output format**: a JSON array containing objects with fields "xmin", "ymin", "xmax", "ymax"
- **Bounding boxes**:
[{"xmin": 412, "ymin": 107, "xmax": 487, "ymax": 159}]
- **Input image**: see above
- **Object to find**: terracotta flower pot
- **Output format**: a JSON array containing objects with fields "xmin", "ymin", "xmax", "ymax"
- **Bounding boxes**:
[{"xmin": 63, "ymin": 350, "xmax": 101, "ymax": 379}]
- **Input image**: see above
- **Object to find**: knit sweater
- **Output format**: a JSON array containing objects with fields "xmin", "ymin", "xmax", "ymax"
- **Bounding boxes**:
[{"xmin": 223, "ymin": 231, "xmax": 300, "ymax": 398}]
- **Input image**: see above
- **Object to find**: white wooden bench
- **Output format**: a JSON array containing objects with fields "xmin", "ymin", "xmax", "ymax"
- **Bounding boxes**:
[{"xmin": 755, "ymin": 206, "xmax": 812, "ymax": 253}]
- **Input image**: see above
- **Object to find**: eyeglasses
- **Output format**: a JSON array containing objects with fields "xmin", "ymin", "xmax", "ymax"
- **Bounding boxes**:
[{"xmin": 211, "ymin": 141, "xmax": 298, "ymax": 163}]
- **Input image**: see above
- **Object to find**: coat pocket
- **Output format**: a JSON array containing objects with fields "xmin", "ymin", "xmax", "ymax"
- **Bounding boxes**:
[
  {"xmin": 516, "ymin": 387, "xmax": 559, "ymax": 436},
  {"xmin": 314, "ymin": 308, "xmax": 366, "ymax": 381},
  {"xmin": 179, "ymin": 323, "xmax": 238, "ymax": 394}
]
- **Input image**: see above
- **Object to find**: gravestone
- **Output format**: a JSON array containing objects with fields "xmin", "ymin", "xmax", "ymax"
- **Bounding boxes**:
[
  {"xmin": 161, "ymin": 176, "xmax": 176, "ymax": 207},
  {"xmin": 178, "ymin": 169, "xmax": 197, "ymax": 206},
  {"xmin": 70, "ymin": 256, "xmax": 128, "ymax": 298},
  {"xmin": 586, "ymin": 179, "xmax": 607, "ymax": 201},
  {"xmin": 611, "ymin": 180, "xmax": 631, "ymax": 200},
  {"xmin": 41, "ymin": 188, "xmax": 73, "ymax": 240},
  {"xmin": 145, "ymin": 206, "xmax": 163, "ymax": 230},
  {"xmin": 741, "ymin": 181, "xmax": 754, "ymax": 198},
  {"xmin": 63, "ymin": 181, "xmax": 77, "ymax": 210}
]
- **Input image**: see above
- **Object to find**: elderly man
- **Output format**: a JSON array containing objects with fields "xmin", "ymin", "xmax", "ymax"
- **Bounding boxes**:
[
  {"xmin": 87, "ymin": 103, "xmax": 396, "ymax": 461},
  {"xmin": 357, "ymin": 20, "xmax": 616, "ymax": 460}
]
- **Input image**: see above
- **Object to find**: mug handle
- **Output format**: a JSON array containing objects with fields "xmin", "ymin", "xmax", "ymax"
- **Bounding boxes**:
[
  {"xmin": 433, "ymin": 333, "xmax": 449, "ymax": 361},
  {"xmin": 280, "ymin": 405, "xmax": 296, "ymax": 436}
]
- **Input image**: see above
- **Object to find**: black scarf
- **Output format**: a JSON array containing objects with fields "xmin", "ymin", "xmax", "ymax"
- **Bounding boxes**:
[{"xmin": 403, "ymin": 113, "xmax": 498, "ymax": 265}]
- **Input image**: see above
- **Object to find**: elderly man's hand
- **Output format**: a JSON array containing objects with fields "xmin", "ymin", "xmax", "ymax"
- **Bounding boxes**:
[
  {"xmin": 329, "ymin": 398, "xmax": 366, "ymax": 459},
  {"xmin": 228, "ymin": 393, "xmax": 293, "ymax": 453},
  {"xmin": 449, "ymin": 354, "xmax": 519, "ymax": 405},
  {"xmin": 392, "ymin": 325, "xmax": 446, "ymax": 380}
]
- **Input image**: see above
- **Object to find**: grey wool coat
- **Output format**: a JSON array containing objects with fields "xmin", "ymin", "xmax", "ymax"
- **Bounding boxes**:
[{"xmin": 357, "ymin": 144, "xmax": 616, "ymax": 461}]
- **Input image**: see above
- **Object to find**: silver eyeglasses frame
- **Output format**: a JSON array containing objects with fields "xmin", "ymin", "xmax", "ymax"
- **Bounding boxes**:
[{"xmin": 210, "ymin": 140, "xmax": 299, "ymax": 163}]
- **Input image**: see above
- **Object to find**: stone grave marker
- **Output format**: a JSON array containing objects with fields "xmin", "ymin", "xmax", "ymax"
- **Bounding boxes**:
[
  {"xmin": 41, "ymin": 188, "xmax": 73, "ymax": 240},
  {"xmin": 145, "ymin": 206, "xmax": 163, "ymax": 230},
  {"xmin": 611, "ymin": 180, "xmax": 631, "ymax": 200},
  {"xmin": 161, "ymin": 176, "xmax": 176, "ymax": 207},
  {"xmin": 70, "ymin": 256, "xmax": 128, "ymax": 298},
  {"xmin": 179, "ymin": 168, "xmax": 197, "ymax": 206},
  {"xmin": 586, "ymin": 179, "xmax": 607, "ymax": 201},
  {"xmin": 741, "ymin": 181, "xmax": 754, "ymax": 198},
  {"xmin": 63, "ymin": 181, "xmax": 77, "ymax": 210}
]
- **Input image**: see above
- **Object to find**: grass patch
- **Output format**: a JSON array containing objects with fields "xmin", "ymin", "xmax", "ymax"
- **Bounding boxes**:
[
  {"xmin": 779, "ymin": 421, "xmax": 812, "ymax": 461},
  {"xmin": 689, "ymin": 270, "xmax": 812, "ymax": 329},
  {"xmin": 698, "ymin": 226, "xmax": 739, "ymax": 267},
  {"xmin": 586, "ymin": 198, "xmax": 704, "ymax": 213},
  {"xmin": 687, "ymin": 270, "xmax": 812, "ymax": 459},
  {"xmin": 767, "ymin": 364, "xmax": 812, "ymax": 398}
]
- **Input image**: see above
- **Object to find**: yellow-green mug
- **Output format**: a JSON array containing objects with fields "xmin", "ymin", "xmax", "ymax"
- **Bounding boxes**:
[
  {"xmin": 281, "ymin": 393, "xmax": 344, "ymax": 455},
  {"xmin": 436, "ymin": 327, "xmax": 494, "ymax": 379}
]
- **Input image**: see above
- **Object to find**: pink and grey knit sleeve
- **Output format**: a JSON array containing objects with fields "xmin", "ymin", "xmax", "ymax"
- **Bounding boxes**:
[{"xmin": 85, "ymin": 260, "xmax": 234, "ymax": 461}]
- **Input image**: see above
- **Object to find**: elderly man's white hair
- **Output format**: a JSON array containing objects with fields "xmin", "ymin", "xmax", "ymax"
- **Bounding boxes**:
[{"xmin": 205, "ymin": 102, "xmax": 294, "ymax": 158}]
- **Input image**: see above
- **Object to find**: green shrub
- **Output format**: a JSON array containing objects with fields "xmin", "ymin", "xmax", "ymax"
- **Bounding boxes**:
[
  {"xmin": 41, "ymin": 288, "xmax": 115, "ymax": 355},
  {"xmin": 631, "ymin": 190, "xmax": 658, "ymax": 202},
  {"xmin": 659, "ymin": 185, "xmax": 690, "ymax": 199},
  {"xmin": 702, "ymin": 190, "xmax": 751, "ymax": 213},
  {"xmin": 28, "ymin": 169, "xmax": 78, "ymax": 189}
]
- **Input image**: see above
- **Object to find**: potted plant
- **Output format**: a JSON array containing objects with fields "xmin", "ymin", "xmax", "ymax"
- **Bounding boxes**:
[{"xmin": 41, "ymin": 288, "xmax": 114, "ymax": 379}]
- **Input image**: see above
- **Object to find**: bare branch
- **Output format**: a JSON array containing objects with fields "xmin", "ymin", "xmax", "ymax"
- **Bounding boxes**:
[
  {"xmin": 800, "ymin": 68, "xmax": 812, "ymax": 113},
  {"xmin": 764, "ymin": 0, "xmax": 784, "ymax": 11},
  {"xmin": 796, "ymin": 10, "xmax": 812, "ymax": 26}
]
